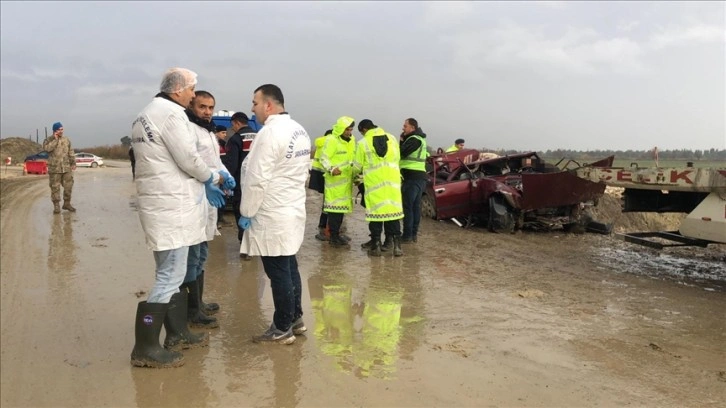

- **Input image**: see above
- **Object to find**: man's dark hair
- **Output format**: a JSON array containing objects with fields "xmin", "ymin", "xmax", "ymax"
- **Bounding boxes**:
[
  {"xmin": 231, "ymin": 112, "xmax": 249, "ymax": 124},
  {"xmin": 254, "ymin": 84, "xmax": 284, "ymax": 106},
  {"xmin": 455, "ymin": 138, "xmax": 465, "ymax": 144},
  {"xmin": 358, "ymin": 119, "xmax": 375, "ymax": 132},
  {"xmin": 194, "ymin": 90, "xmax": 215, "ymax": 101},
  {"xmin": 406, "ymin": 118, "xmax": 418, "ymax": 128},
  {"xmin": 325, "ymin": 129, "xmax": 333, "ymax": 135}
]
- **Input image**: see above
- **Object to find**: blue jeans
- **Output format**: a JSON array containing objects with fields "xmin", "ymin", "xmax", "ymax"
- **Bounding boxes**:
[
  {"xmin": 402, "ymin": 178, "xmax": 426, "ymax": 238},
  {"xmin": 260, "ymin": 255, "xmax": 303, "ymax": 332},
  {"xmin": 184, "ymin": 242, "xmax": 208, "ymax": 283},
  {"xmin": 147, "ymin": 246, "xmax": 188, "ymax": 303}
]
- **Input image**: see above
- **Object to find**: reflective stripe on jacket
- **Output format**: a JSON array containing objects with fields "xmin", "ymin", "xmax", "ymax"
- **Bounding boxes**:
[
  {"xmin": 311, "ymin": 135, "xmax": 327, "ymax": 171},
  {"xmin": 354, "ymin": 128, "xmax": 403, "ymax": 222},
  {"xmin": 321, "ymin": 134, "xmax": 355, "ymax": 214},
  {"xmin": 399, "ymin": 135, "xmax": 427, "ymax": 172}
]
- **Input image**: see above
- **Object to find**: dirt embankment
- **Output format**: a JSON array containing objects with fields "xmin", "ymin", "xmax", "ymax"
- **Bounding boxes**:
[
  {"xmin": 0, "ymin": 137, "xmax": 43, "ymax": 166},
  {"xmin": 590, "ymin": 187, "xmax": 684, "ymax": 233}
]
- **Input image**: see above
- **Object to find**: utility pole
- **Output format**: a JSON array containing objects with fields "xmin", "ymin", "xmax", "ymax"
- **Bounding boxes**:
[
  {"xmin": 44, "ymin": 127, "xmax": 48, "ymax": 140},
  {"xmin": 36, "ymin": 129, "xmax": 39, "ymax": 143}
]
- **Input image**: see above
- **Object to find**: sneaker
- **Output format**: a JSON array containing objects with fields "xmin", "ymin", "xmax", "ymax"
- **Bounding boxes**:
[
  {"xmin": 253, "ymin": 323, "xmax": 296, "ymax": 345},
  {"xmin": 315, "ymin": 232, "xmax": 329, "ymax": 241},
  {"xmin": 360, "ymin": 238, "xmax": 375, "ymax": 249},
  {"xmin": 401, "ymin": 236, "xmax": 414, "ymax": 243},
  {"xmin": 291, "ymin": 317, "xmax": 307, "ymax": 335}
]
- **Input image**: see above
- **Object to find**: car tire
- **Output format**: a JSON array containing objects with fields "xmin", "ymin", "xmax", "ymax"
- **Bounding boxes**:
[
  {"xmin": 421, "ymin": 194, "xmax": 437, "ymax": 220},
  {"xmin": 488, "ymin": 195, "xmax": 515, "ymax": 233},
  {"xmin": 91, "ymin": 162, "xmax": 98, "ymax": 168}
]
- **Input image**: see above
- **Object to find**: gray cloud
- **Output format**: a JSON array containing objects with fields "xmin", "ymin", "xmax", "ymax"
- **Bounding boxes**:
[{"xmin": 1, "ymin": 1, "xmax": 724, "ymax": 151}]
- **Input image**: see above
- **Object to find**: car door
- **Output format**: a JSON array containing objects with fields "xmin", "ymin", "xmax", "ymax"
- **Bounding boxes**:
[
  {"xmin": 76, "ymin": 153, "xmax": 91, "ymax": 166},
  {"xmin": 432, "ymin": 166, "xmax": 476, "ymax": 219}
]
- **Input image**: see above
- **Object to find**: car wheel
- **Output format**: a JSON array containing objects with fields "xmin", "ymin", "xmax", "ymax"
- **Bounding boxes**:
[
  {"xmin": 488, "ymin": 195, "xmax": 515, "ymax": 233},
  {"xmin": 91, "ymin": 162, "xmax": 98, "ymax": 168},
  {"xmin": 421, "ymin": 194, "xmax": 437, "ymax": 219}
]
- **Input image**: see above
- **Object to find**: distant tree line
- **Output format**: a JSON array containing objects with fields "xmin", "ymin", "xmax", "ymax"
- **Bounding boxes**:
[
  {"xmin": 426, "ymin": 146, "xmax": 725, "ymax": 161},
  {"xmin": 87, "ymin": 137, "xmax": 726, "ymax": 162},
  {"xmin": 539, "ymin": 148, "xmax": 725, "ymax": 161}
]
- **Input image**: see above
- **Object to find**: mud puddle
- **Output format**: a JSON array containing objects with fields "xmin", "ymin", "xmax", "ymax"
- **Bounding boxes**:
[{"xmin": 593, "ymin": 242, "xmax": 726, "ymax": 292}]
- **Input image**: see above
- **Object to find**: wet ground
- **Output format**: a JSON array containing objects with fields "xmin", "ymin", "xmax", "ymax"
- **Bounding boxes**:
[{"xmin": 1, "ymin": 164, "xmax": 725, "ymax": 407}]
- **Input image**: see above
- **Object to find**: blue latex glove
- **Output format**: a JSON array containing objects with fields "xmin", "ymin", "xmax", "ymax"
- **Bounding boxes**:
[
  {"xmin": 204, "ymin": 175, "xmax": 226, "ymax": 208},
  {"xmin": 238, "ymin": 216, "xmax": 252, "ymax": 230},
  {"xmin": 219, "ymin": 170, "xmax": 236, "ymax": 190}
]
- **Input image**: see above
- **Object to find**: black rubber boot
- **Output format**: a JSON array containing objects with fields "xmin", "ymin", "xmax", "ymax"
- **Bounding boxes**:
[
  {"xmin": 367, "ymin": 238, "xmax": 382, "ymax": 257},
  {"xmin": 130, "ymin": 301, "xmax": 184, "ymax": 368},
  {"xmin": 329, "ymin": 233, "xmax": 350, "ymax": 247},
  {"xmin": 360, "ymin": 236, "xmax": 375, "ymax": 249},
  {"xmin": 393, "ymin": 236, "xmax": 403, "ymax": 257},
  {"xmin": 198, "ymin": 271, "xmax": 219, "ymax": 315},
  {"xmin": 164, "ymin": 292, "xmax": 209, "ymax": 351},
  {"xmin": 185, "ymin": 281, "xmax": 219, "ymax": 329},
  {"xmin": 315, "ymin": 227, "xmax": 329, "ymax": 241},
  {"xmin": 381, "ymin": 237, "xmax": 393, "ymax": 252}
]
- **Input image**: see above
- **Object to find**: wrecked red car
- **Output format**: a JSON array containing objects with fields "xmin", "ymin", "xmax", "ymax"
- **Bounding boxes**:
[{"xmin": 421, "ymin": 149, "xmax": 614, "ymax": 233}]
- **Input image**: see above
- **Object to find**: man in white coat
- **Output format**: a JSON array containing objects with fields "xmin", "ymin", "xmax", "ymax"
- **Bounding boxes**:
[
  {"xmin": 183, "ymin": 90, "xmax": 235, "ymax": 329},
  {"xmin": 130, "ymin": 68, "xmax": 232, "ymax": 368},
  {"xmin": 238, "ymin": 84, "xmax": 311, "ymax": 344}
]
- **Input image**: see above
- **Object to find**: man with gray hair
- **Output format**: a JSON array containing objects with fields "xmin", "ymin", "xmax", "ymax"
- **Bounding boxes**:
[{"xmin": 129, "ymin": 67, "xmax": 234, "ymax": 368}]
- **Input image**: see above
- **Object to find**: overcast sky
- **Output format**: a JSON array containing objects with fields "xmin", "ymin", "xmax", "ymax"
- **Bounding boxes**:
[{"xmin": 1, "ymin": 1, "xmax": 724, "ymax": 152}]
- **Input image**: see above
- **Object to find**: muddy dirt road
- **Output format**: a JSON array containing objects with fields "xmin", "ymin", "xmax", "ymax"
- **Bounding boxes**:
[{"xmin": 1, "ymin": 166, "xmax": 725, "ymax": 407}]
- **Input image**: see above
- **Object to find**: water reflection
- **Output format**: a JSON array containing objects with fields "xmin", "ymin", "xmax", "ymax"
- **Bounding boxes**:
[
  {"xmin": 248, "ymin": 262, "xmax": 303, "ymax": 407},
  {"xmin": 131, "ymin": 356, "xmax": 212, "ymax": 407},
  {"xmin": 308, "ymin": 255, "xmax": 425, "ymax": 379},
  {"xmin": 308, "ymin": 271, "xmax": 355, "ymax": 372},
  {"xmin": 266, "ymin": 342, "xmax": 303, "ymax": 408},
  {"xmin": 218, "ymin": 259, "xmax": 268, "ymax": 390},
  {"xmin": 47, "ymin": 212, "xmax": 78, "ymax": 294}
]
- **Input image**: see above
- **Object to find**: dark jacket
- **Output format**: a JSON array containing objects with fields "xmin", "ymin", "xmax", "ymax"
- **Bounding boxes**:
[
  {"xmin": 400, "ymin": 128, "xmax": 428, "ymax": 181},
  {"xmin": 222, "ymin": 125, "xmax": 256, "ymax": 192}
]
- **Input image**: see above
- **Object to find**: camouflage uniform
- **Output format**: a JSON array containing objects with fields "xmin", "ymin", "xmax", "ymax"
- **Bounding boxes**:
[{"xmin": 42, "ymin": 136, "xmax": 75, "ymax": 210}]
